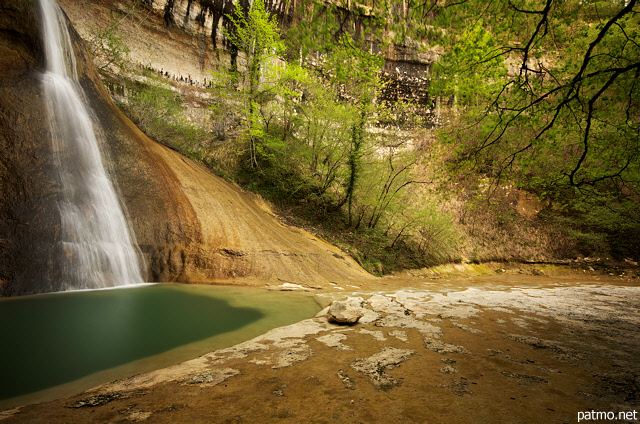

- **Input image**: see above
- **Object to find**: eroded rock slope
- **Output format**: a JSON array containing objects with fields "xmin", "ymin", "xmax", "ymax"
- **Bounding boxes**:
[{"xmin": 0, "ymin": 0, "xmax": 373, "ymax": 295}]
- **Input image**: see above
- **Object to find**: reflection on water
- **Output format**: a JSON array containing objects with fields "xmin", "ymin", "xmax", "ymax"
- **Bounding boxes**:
[{"xmin": 0, "ymin": 284, "xmax": 320, "ymax": 409}]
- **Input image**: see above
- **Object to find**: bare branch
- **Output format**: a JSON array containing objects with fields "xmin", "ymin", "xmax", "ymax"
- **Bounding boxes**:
[
  {"xmin": 518, "ymin": 0, "xmax": 553, "ymax": 77},
  {"xmin": 571, "ymin": 0, "xmax": 637, "ymax": 88},
  {"xmin": 507, "ymin": 0, "xmax": 548, "ymax": 14},
  {"xmin": 569, "ymin": 63, "xmax": 638, "ymax": 186}
]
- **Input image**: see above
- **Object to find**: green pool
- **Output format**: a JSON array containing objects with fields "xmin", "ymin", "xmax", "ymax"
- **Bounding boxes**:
[{"xmin": 0, "ymin": 284, "xmax": 321, "ymax": 409}]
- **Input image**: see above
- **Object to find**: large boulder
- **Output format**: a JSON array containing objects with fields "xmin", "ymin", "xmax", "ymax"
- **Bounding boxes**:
[{"xmin": 327, "ymin": 298, "xmax": 366, "ymax": 324}]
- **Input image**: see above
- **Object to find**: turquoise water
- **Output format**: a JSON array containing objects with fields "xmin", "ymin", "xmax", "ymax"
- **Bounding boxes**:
[{"xmin": 0, "ymin": 284, "xmax": 320, "ymax": 408}]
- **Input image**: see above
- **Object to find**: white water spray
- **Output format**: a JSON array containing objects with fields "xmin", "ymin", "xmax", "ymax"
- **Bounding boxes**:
[{"xmin": 39, "ymin": 0, "xmax": 145, "ymax": 290}]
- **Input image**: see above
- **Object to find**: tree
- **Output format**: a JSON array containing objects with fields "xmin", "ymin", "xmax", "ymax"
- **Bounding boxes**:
[
  {"xmin": 322, "ymin": 34, "xmax": 386, "ymax": 225},
  {"xmin": 86, "ymin": 0, "xmax": 151, "ymax": 72},
  {"xmin": 203, "ymin": 0, "xmax": 463, "ymax": 269},
  {"xmin": 283, "ymin": 2, "xmax": 430, "ymax": 233},
  {"xmin": 428, "ymin": 0, "xmax": 639, "ymax": 188},
  {"xmin": 223, "ymin": 0, "xmax": 285, "ymax": 168},
  {"xmin": 432, "ymin": 20, "xmax": 507, "ymax": 109},
  {"xmin": 423, "ymin": 0, "xmax": 640, "ymax": 256},
  {"xmin": 290, "ymin": 75, "xmax": 356, "ymax": 207}
]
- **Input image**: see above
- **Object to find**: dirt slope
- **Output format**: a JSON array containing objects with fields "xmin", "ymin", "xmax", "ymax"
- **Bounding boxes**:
[{"xmin": 140, "ymin": 140, "xmax": 373, "ymax": 285}]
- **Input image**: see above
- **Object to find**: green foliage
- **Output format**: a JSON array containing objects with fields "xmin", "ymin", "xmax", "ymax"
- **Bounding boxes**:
[
  {"xmin": 425, "ymin": 0, "xmax": 640, "ymax": 259},
  {"xmin": 432, "ymin": 21, "xmax": 507, "ymax": 107},
  {"xmin": 94, "ymin": 0, "xmax": 639, "ymax": 266},
  {"xmin": 320, "ymin": 33, "xmax": 387, "ymax": 225},
  {"xmin": 87, "ymin": 24, "xmax": 130, "ymax": 71},
  {"xmin": 203, "ymin": 0, "xmax": 464, "ymax": 270},
  {"xmin": 118, "ymin": 79, "xmax": 211, "ymax": 160},
  {"xmin": 222, "ymin": 0, "xmax": 285, "ymax": 168},
  {"xmin": 354, "ymin": 142, "xmax": 416, "ymax": 230},
  {"xmin": 224, "ymin": 0, "xmax": 284, "ymax": 67},
  {"xmin": 284, "ymin": 0, "xmax": 386, "ymax": 69},
  {"xmin": 308, "ymin": 196, "xmax": 460, "ymax": 274},
  {"xmin": 85, "ymin": 0, "xmax": 148, "ymax": 71}
]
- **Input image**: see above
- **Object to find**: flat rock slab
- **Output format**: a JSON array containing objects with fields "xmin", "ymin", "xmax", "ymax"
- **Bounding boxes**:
[
  {"xmin": 3, "ymin": 278, "xmax": 640, "ymax": 423},
  {"xmin": 351, "ymin": 347, "xmax": 416, "ymax": 390}
]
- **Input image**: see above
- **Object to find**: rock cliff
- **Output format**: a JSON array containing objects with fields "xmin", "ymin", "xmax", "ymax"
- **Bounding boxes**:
[
  {"xmin": 0, "ymin": 0, "xmax": 373, "ymax": 296},
  {"xmin": 57, "ymin": 0, "xmax": 434, "ymax": 107}
]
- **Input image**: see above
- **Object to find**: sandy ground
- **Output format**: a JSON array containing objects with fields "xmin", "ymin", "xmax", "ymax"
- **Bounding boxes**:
[{"xmin": 1, "ymin": 272, "xmax": 639, "ymax": 423}]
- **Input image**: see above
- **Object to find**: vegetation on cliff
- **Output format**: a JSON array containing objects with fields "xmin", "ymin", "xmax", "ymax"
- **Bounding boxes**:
[
  {"xmin": 86, "ymin": 0, "xmax": 639, "ymax": 273},
  {"xmin": 426, "ymin": 0, "xmax": 640, "ymax": 260},
  {"xmin": 213, "ymin": 0, "xmax": 466, "ymax": 272}
]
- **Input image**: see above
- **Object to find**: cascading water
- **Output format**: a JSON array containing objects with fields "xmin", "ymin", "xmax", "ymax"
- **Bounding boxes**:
[{"xmin": 38, "ymin": 0, "xmax": 145, "ymax": 290}]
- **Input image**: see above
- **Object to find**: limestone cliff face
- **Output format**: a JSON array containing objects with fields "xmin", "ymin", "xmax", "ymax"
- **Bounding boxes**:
[
  {"xmin": 58, "ymin": 0, "xmax": 434, "ymax": 107},
  {"xmin": 0, "ymin": 0, "xmax": 373, "ymax": 295}
]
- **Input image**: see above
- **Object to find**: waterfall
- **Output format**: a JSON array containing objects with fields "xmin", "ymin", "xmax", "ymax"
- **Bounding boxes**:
[{"xmin": 38, "ymin": 0, "xmax": 145, "ymax": 290}]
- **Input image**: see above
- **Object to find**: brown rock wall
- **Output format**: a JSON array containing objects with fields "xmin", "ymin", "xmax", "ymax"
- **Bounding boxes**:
[
  {"xmin": 0, "ymin": 0, "xmax": 373, "ymax": 295},
  {"xmin": 58, "ymin": 0, "xmax": 434, "ymax": 97},
  {"xmin": 0, "ymin": 1, "xmax": 63, "ymax": 294}
]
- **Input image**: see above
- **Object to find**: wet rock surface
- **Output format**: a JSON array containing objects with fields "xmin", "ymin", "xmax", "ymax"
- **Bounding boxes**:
[
  {"xmin": 3, "ymin": 276, "xmax": 640, "ymax": 423},
  {"xmin": 350, "ymin": 347, "xmax": 417, "ymax": 391},
  {"xmin": 0, "ymin": 0, "xmax": 374, "ymax": 295}
]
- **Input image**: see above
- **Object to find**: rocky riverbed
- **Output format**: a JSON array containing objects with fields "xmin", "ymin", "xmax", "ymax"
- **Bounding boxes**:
[{"xmin": 2, "ymin": 273, "xmax": 639, "ymax": 423}]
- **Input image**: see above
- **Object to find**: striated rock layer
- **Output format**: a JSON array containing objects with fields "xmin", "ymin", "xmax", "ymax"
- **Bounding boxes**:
[
  {"xmin": 0, "ymin": 0, "xmax": 373, "ymax": 296},
  {"xmin": 57, "ymin": 0, "xmax": 435, "ymax": 106}
]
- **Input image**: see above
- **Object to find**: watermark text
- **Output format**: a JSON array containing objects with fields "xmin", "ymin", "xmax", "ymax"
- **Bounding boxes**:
[{"xmin": 578, "ymin": 410, "xmax": 638, "ymax": 422}]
